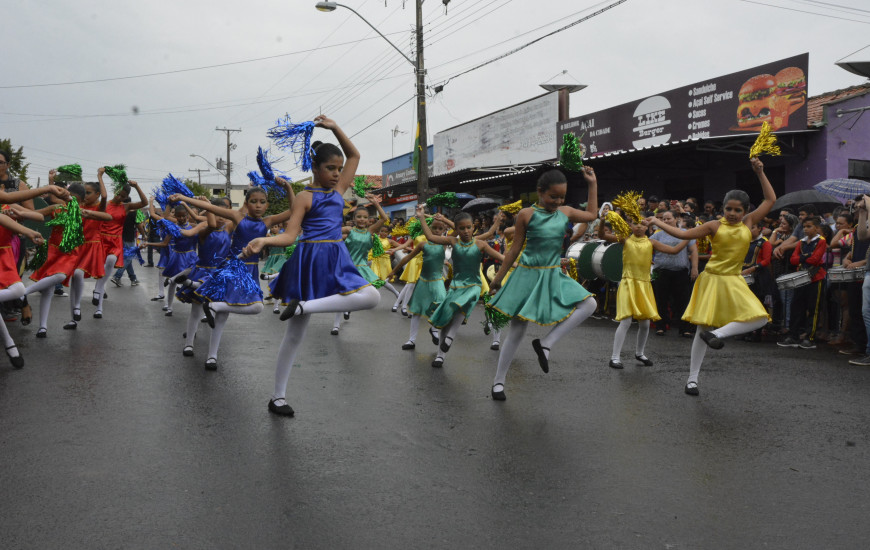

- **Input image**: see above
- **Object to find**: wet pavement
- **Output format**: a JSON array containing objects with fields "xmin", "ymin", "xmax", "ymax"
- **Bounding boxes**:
[{"xmin": 1, "ymin": 271, "xmax": 869, "ymax": 549}]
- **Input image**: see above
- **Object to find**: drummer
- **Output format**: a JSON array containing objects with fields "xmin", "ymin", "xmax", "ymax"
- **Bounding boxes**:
[
  {"xmin": 741, "ymin": 221, "xmax": 775, "ymax": 342},
  {"xmin": 777, "ymin": 216, "xmax": 827, "ymax": 349}
]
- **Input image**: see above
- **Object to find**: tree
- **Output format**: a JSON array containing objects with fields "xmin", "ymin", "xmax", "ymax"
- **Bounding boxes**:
[
  {"xmin": 0, "ymin": 139, "xmax": 30, "ymax": 183},
  {"xmin": 185, "ymin": 179, "xmax": 212, "ymax": 199}
]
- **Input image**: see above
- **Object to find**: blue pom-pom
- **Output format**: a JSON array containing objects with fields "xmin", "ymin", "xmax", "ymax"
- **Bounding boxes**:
[
  {"xmin": 157, "ymin": 218, "xmax": 183, "ymax": 239},
  {"xmin": 247, "ymin": 170, "xmax": 267, "ymax": 186},
  {"xmin": 162, "ymin": 173, "xmax": 194, "ymax": 203},
  {"xmin": 266, "ymin": 117, "xmax": 316, "ymax": 172},
  {"xmin": 123, "ymin": 245, "xmax": 145, "ymax": 265},
  {"xmin": 195, "ymin": 256, "xmax": 263, "ymax": 303},
  {"xmin": 259, "ymin": 178, "xmax": 287, "ymax": 199},
  {"xmin": 257, "ymin": 147, "xmax": 275, "ymax": 181}
]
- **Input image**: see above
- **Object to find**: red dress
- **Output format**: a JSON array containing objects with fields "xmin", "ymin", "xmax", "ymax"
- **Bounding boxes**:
[
  {"xmin": 0, "ymin": 224, "xmax": 21, "ymax": 290},
  {"xmin": 73, "ymin": 204, "xmax": 106, "ymax": 279},
  {"xmin": 30, "ymin": 209, "xmax": 80, "ymax": 286},
  {"xmin": 100, "ymin": 202, "xmax": 126, "ymax": 268}
]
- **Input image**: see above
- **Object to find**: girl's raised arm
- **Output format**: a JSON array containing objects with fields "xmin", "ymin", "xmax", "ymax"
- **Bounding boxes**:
[
  {"xmin": 561, "ymin": 166, "xmax": 599, "ymax": 223},
  {"xmin": 315, "ymin": 116, "xmax": 360, "ymax": 195},
  {"xmin": 745, "ymin": 158, "xmax": 776, "ymax": 227},
  {"xmin": 169, "ymin": 194, "xmax": 244, "ymax": 224},
  {"xmin": 366, "ymin": 194, "xmax": 389, "ymax": 234},
  {"xmin": 126, "ymin": 181, "xmax": 148, "ymax": 210},
  {"xmin": 490, "ymin": 208, "xmax": 530, "ymax": 292},
  {"xmin": 262, "ymin": 177, "xmax": 296, "ymax": 227},
  {"xmin": 415, "ymin": 204, "xmax": 453, "ymax": 246},
  {"xmin": 244, "ymin": 192, "xmax": 311, "ymax": 256}
]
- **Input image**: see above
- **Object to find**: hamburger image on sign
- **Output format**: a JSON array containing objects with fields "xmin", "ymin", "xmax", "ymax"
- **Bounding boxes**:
[
  {"xmin": 734, "ymin": 74, "xmax": 791, "ymax": 131},
  {"xmin": 775, "ymin": 66, "xmax": 807, "ymax": 114}
]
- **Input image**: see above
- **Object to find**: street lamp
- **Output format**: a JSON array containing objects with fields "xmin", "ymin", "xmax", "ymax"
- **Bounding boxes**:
[
  {"xmin": 315, "ymin": 1, "xmax": 430, "ymax": 200},
  {"xmin": 190, "ymin": 154, "xmax": 225, "ymax": 196}
]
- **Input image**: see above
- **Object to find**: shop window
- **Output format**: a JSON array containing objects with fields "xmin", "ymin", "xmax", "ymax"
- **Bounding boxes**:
[{"xmin": 849, "ymin": 159, "xmax": 870, "ymax": 182}]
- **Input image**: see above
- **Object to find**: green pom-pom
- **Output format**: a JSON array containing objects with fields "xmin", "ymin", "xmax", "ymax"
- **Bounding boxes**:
[
  {"xmin": 370, "ymin": 233, "xmax": 385, "ymax": 258},
  {"xmin": 406, "ymin": 216, "xmax": 434, "ymax": 239},
  {"xmin": 371, "ymin": 279, "xmax": 386, "ymax": 289},
  {"xmin": 352, "ymin": 175, "xmax": 375, "ymax": 198},
  {"xmin": 481, "ymin": 293, "xmax": 511, "ymax": 332},
  {"xmin": 46, "ymin": 197, "xmax": 85, "ymax": 253},
  {"xmin": 284, "ymin": 243, "xmax": 297, "ymax": 259},
  {"xmin": 559, "ymin": 132, "xmax": 584, "ymax": 172},
  {"xmin": 135, "ymin": 209, "xmax": 147, "ymax": 224},
  {"xmin": 56, "ymin": 164, "xmax": 82, "ymax": 180},
  {"xmin": 426, "ymin": 192, "xmax": 459, "ymax": 208},
  {"xmin": 104, "ymin": 164, "xmax": 128, "ymax": 194},
  {"xmin": 27, "ymin": 241, "xmax": 49, "ymax": 271}
]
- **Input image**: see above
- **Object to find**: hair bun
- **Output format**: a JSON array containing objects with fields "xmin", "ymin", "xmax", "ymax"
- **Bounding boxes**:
[{"xmin": 311, "ymin": 141, "xmax": 324, "ymax": 151}]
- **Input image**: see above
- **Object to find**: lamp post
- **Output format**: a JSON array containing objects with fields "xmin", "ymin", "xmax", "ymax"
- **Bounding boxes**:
[
  {"xmin": 315, "ymin": 1, "xmax": 429, "ymax": 200},
  {"xmin": 190, "ymin": 154, "xmax": 224, "ymax": 196}
]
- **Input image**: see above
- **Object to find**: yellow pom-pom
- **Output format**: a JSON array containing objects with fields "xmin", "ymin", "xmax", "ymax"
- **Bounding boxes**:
[
  {"xmin": 611, "ymin": 190, "xmax": 644, "ymax": 223},
  {"xmin": 567, "ymin": 258, "xmax": 579, "ymax": 281},
  {"xmin": 499, "ymin": 199, "xmax": 523, "ymax": 214},
  {"xmin": 606, "ymin": 210, "xmax": 632, "ymax": 240},
  {"xmin": 749, "ymin": 121, "xmax": 781, "ymax": 159}
]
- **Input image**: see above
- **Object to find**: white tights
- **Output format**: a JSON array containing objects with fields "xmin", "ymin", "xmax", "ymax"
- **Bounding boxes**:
[
  {"xmin": 94, "ymin": 255, "xmax": 117, "ymax": 313},
  {"xmin": 610, "ymin": 318, "xmax": 651, "ymax": 361},
  {"xmin": 292, "ymin": 286, "xmax": 380, "ymax": 316},
  {"xmin": 206, "ymin": 302, "xmax": 264, "ymax": 360},
  {"xmin": 70, "ymin": 270, "xmax": 85, "ymax": 319},
  {"xmin": 493, "ymin": 298, "xmax": 596, "ymax": 387},
  {"xmin": 185, "ymin": 305, "xmax": 201, "ymax": 348},
  {"xmin": 154, "ymin": 267, "xmax": 164, "ymax": 298},
  {"xmin": 393, "ymin": 283, "xmax": 414, "ymax": 309},
  {"xmin": 687, "ymin": 318, "xmax": 768, "ymax": 384},
  {"xmin": 25, "ymin": 273, "xmax": 66, "ymax": 330},
  {"xmin": 0, "ymin": 283, "xmax": 25, "ymax": 355},
  {"xmin": 435, "ymin": 315, "xmax": 464, "ymax": 361}
]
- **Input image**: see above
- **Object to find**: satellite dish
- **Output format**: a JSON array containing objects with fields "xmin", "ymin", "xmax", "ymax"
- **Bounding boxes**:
[
  {"xmin": 540, "ymin": 69, "xmax": 587, "ymax": 94},
  {"xmin": 836, "ymin": 60, "xmax": 870, "ymax": 79}
]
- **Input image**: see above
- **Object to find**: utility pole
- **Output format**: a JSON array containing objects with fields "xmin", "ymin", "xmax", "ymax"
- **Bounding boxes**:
[
  {"xmin": 188, "ymin": 168, "xmax": 210, "ymax": 186},
  {"xmin": 216, "ymin": 127, "xmax": 241, "ymax": 198},
  {"xmin": 415, "ymin": 0, "xmax": 428, "ymax": 201}
]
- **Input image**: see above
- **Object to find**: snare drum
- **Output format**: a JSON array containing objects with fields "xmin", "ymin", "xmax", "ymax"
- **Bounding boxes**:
[
  {"xmin": 827, "ymin": 266, "xmax": 864, "ymax": 283},
  {"xmin": 743, "ymin": 273, "xmax": 755, "ymax": 286},
  {"xmin": 569, "ymin": 240, "xmax": 603, "ymax": 280},
  {"xmin": 775, "ymin": 271, "xmax": 811, "ymax": 290},
  {"xmin": 392, "ymin": 249, "xmax": 408, "ymax": 269},
  {"xmin": 592, "ymin": 243, "xmax": 624, "ymax": 283}
]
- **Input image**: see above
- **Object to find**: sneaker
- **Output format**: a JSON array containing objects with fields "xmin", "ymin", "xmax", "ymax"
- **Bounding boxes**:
[
  {"xmin": 110, "ymin": 277, "xmax": 122, "ymax": 287},
  {"xmin": 798, "ymin": 339, "xmax": 816, "ymax": 350},
  {"xmin": 839, "ymin": 346, "xmax": 864, "ymax": 356},
  {"xmin": 777, "ymin": 336, "xmax": 800, "ymax": 348},
  {"xmin": 848, "ymin": 355, "xmax": 870, "ymax": 366},
  {"xmin": 131, "ymin": 279, "xmax": 139, "ymax": 286},
  {"xmin": 54, "ymin": 288, "xmax": 68, "ymax": 297}
]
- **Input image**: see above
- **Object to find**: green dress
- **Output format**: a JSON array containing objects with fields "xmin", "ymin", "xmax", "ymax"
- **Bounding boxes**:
[
  {"xmin": 406, "ymin": 241, "xmax": 447, "ymax": 318},
  {"xmin": 490, "ymin": 205, "xmax": 592, "ymax": 325},
  {"xmin": 345, "ymin": 227, "xmax": 380, "ymax": 284},
  {"xmin": 428, "ymin": 239, "xmax": 483, "ymax": 329},
  {"xmin": 262, "ymin": 244, "xmax": 288, "ymax": 275}
]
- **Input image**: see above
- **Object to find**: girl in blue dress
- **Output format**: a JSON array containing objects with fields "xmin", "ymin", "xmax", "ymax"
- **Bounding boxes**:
[
  {"xmin": 147, "ymin": 204, "xmax": 197, "ymax": 317},
  {"xmin": 244, "ymin": 116, "xmax": 379, "ymax": 416},
  {"xmin": 170, "ymin": 179, "xmax": 293, "ymax": 370}
]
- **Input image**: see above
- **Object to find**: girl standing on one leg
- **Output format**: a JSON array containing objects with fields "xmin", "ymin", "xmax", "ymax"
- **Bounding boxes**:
[
  {"xmin": 147, "ymin": 199, "xmax": 173, "ymax": 304},
  {"xmin": 171, "ymin": 181, "xmax": 293, "ymax": 370},
  {"xmin": 414, "ymin": 206, "xmax": 504, "ymax": 369},
  {"xmin": 260, "ymin": 223, "xmax": 289, "ymax": 313},
  {"xmin": 244, "ymin": 116, "xmax": 380, "ymax": 416},
  {"xmin": 147, "ymin": 204, "xmax": 197, "ymax": 317},
  {"xmin": 488, "ymin": 166, "xmax": 599, "ymax": 401},
  {"xmin": 386, "ymin": 217, "xmax": 450, "ymax": 350},
  {"xmin": 92, "ymin": 170, "xmax": 147, "ymax": 318},
  {"xmin": 602, "ymin": 214, "xmax": 688, "ymax": 369},
  {"xmin": 645, "ymin": 157, "xmax": 775, "ymax": 396}
]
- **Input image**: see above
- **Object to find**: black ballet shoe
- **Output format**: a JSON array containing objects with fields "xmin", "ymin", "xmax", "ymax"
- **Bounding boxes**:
[
  {"xmin": 635, "ymin": 354, "xmax": 653, "ymax": 366},
  {"xmin": 202, "ymin": 302, "xmax": 216, "ymax": 328},
  {"xmin": 343, "ymin": 312, "xmax": 350, "ymax": 320},
  {"xmin": 609, "ymin": 359, "xmax": 624, "ymax": 369},
  {"xmin": 162, "ymin": 305, "xmax": 169, "ymax": 311},
  {"xmin": 205, "ymin": 358, "xmax": 217, "ymax": 371},
  {"xmin": 163, "ymin": 277, "xmax": 170, "ymax": 287},
  {"xmin": 20, "ymin": 298, "xmax": 31, "ymax": 326},
  {"xmin": 93, "ymin": 312, "xmax": 102, "ymax": 319},
  {"xmin": 490, "ymin": 341, "xmax": 500, "ymax": 351},
  {"xmin": 63, "ymin": 321, "xmax": 77, "ymax": 330},
  {"xmin": 280, "ymin": 298, "xmax": 302, "ymax": 321},
  {"xmin": 491, "ymin": 383, "xmax": 506, "ymax": 401},
  {"xmin": 431, "ymin": 357, "xmax": 444, "ymax": 368},
  {"xmin": 483, "ymin": 324, "xmax": 491, "ymax": 336},
  {"xmin": 6, "ymin": 345, "xmax": 23, "ymax": 369},
  {"xmin": 330, "ymin": 328, "xmax": 339, "ymax": 335},
  {"xmin": 402, "ymin": 342, "xmax": 416, "ymax": 350},
  {"xmin": 182, "ymin": 346, "xmax": 194, "ymax": 357},
  {"xmin": 91, "ymin": 291, "xmax": 100, "ymax": 306},
  {"xmin": 175, "ymin": 274, "xmax": 187, "ymax": 285},
  {"xmin": 164, "ymin": 310, "xmax": 173, "ymax": 317},
  {"xmin": 104, "ymin": 292, "xmax": 107, "ymax": 299},
  {"xmin": 36, "ymin": 328, "xmax": 47, "ymax": 339},
  {"xmin": 260, "ymin": 273, "xmax": 269, "ymax": 280},
  {"xmin": 429, "ymin": 327, "xmax": 439, "ymax": 346},
  {"xmin": 402, "ymin": 308, "xmax": 409, "ymax": 317},
  {"xmin": 273, "ymin": 307, "xmax": 280, "ymax": 314},
  {"xmin": 685, "ymin": 382, "xmax": 700, "ymax": 396},
  {"xmin": 73, "ymin": 309, "xmax": 81, "ymax": 322},
  {"xmin": 268, "ymin": 399, "xmax": 295, "ymax": 417},
  {"xmin": 532, "ymin": 339, "xmax": 550, "ymax": 373},
  {"xmin": 150, "ymin": 296, "xmax": 164, "ymax": 301},
  {"xmin": 700, "ymin": 330, "xmax": 724, "ymax": 350},
  {"xmin": 391, "ymin": 306, "xmax": 398, "ymax": 312},
  {"xmin": 439, "ymin": 336, "xmax": 454, "ymax": 353}
]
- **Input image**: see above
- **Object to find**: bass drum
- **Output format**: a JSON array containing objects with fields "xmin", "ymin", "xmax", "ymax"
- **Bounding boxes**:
[
  {"xmin": 568, "ymin": 240, "xmax": 603, "ymax": 280},
  {"xmin": 591, "ymin": 242, "xmax": 624, "ymax": 283},
  {"xmin": 392, "ymin": 249, "xmax": 408, "ymax": 269}
]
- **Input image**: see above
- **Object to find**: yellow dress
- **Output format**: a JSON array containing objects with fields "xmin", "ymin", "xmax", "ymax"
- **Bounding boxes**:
[
  {"xmin": 400, "ymin": 235, "xmax": 427, "ymax": 283},
  {"xmin": 615, "ymin": 235, "xmax": 660, "ymax": 321},
  {"xmin": 682, "ymin": 219, "xmax": 769, "ymax": 327},
  {"xmin": 370, "ymin": 237, "xmax": 392, "ymax": 280}
]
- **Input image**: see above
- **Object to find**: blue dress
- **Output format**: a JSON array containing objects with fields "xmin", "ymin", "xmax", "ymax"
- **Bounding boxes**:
[
  {"xmin": 271, "ymin": 187, "xmax": 370, "ymax": 304},
  {"xmin": 195, "ymin": 217, "xmax": 267, "ymax": 306},
  {"xmin": 162, "ymin": 224, "xmax": 198, "ymax": 278},
  {"xmin": 231, "ymin": 216, "xmax": 268, "ymax": 280},
  {"xmin": 176, "ymin": 229, "xmax": 231, "ymax": 304}
]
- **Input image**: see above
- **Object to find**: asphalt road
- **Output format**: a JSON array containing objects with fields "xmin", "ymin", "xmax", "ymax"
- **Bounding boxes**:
[{"xmin": 1, "ymin": 269, "xmax": 868, "ymax": 549}]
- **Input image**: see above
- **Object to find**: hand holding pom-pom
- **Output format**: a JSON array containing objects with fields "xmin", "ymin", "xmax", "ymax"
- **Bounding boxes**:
[
  {"xmin": 750, "ymin": 157, "xmax": 764, "ymax": 174},
  {"xmin": 365, "ymin": 192, "xmax": 381, "ymax": 204},
  {"xmin": 313, "ymin": 115, "xmax": 336, "ymax": 130}
]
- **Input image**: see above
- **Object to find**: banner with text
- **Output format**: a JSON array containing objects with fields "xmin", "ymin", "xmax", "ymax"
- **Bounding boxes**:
[{"xmin": 557, "ymin": 53, "xmax": 808, "ymax": 158}]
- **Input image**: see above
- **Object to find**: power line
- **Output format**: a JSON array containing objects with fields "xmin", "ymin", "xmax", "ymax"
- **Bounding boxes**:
[
  {"xmin": 793, "ymin": 0, "xmax": 870, "ymax": 15},
  {"xmin": 736, "ymin": 0, "xmax": 870, "ymax": 23},
  {"xmin": 349, "ymin": 96, "xmax": 416, "ymax": 138}
]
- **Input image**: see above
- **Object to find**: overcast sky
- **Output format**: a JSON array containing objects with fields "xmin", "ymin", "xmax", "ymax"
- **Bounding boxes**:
[{"xmin": 2, "ymin": 0, "xmax": 868, "ymax": 192}]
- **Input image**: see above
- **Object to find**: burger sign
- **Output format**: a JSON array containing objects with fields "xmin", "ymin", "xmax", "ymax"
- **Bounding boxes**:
[{"xmin": 734, "ymin": 67, "xmax": 807, "ymax": 131}]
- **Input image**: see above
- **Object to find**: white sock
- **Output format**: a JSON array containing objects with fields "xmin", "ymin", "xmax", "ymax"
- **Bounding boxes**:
[
  {"xmin": 70, "ymin": 270, "xmax": 84, "ymax": 316},
  {"xmin": 408, "ymin": 314, "xmax": 421, "ymax": 343},
  {"xmin": 687, "ymin": 326, "xmax": 710, "ymax": 384},
  {"xmin": 611, "ymin": 318, "xmax": 632, "ymax": 361},
  {"xmin": 185, "ymin": 305, "xmax": 200, "ymax": 347},
  {"xmin": 539, "ymin": 298, "xmax": 596, "ymax": 360},
  {"xmin": 382, "ymin": 281, "xmax": 400, "ymax": 298},
  {"xmin": 166, "ymin": 281, "xmax": 177, "ymax": 309},
  {"xmin": 207, "ymin": 311, "xmax": 230, "ymax": 360},
  {"xmin": 299, "ymin": 286, "xmax": 379, "ymax": 315},
  {"xmin": 491, "ymin": 328, "xmax": 501, "ymax": 345},
  {"xmin": 155, "ymin": 268, "xmax": 164, "ymax": 297},
  {"xmin": 635, "ymin": 319, "xmax": 650, "ymax": 357},
  {"xmin": 95, "ymin": 255, "xmax": 116, "ymax": 310},
  {"xmin": 393, "ymin": 284, "xmax": 410, "ymax": 308},
  {"xmin": 493, "ymin": 319, "xmax": 529, "ymax": 386},
  {"xmin": 333, "ymin": 312, "xmax": 342, "ymax": 330},
  {"xmin": 272, "ymin": 315, "xmax": 311, "ymax": 400}
]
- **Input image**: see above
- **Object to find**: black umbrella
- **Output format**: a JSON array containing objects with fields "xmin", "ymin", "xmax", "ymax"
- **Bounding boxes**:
[
  {"xmin": 461, "ymin": 197, "xmax": 499, "ymax": 213},
  {"xmin": 771, "ymin": 189, "xmax": 843, "ymax": 213}
]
